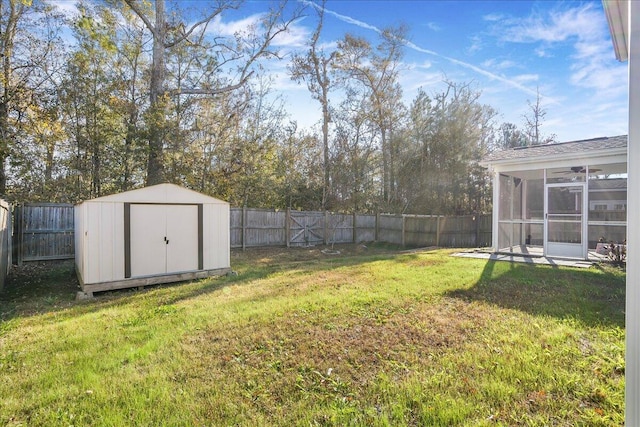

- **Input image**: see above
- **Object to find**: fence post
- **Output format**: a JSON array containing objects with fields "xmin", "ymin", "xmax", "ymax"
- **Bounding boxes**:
[
  {"xmin": 375, "ymin": 212, "xmax": 380, "ymax": 242},
  {"xmin": 475, "ymin": 214, "xmax": 480, "ymax": 248},
  {"xmin": 7, "ymin": 204, "xmax": 12, "ymax": 268},
  {"xmin": 352, "ymin": 212, "xmax": 357, "ymax": 244},
  {"xmin": 242, "ymin": 206, "xmax": 246, "ymax": 251},
  {"xmin": 17, "ymin": 204, "xmax": 23, "ymax": 266},
  {"xmin": 401, "ymin": 215, "xmax": 406, "ymax": 247},
  {"xmin": 488, "ymin": 214, "xmax": 493, "ymax": 248},
  {"xmin": 324, "ymin": 211, "xmax": 329, "ymax": 245},
  {"xmin": 436, "ymin": 215, "xmax": 441, "ymax": 247},
  {"xmin": 285, "ymin": 208, "xmax": 291, "ymax": 248}
]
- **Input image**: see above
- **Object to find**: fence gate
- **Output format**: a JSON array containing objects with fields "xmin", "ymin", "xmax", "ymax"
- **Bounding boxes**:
[
  {"xmin": 289, "ymin": 211, "xmax": 324, "ymax": 247},
  {"xmin": 14, "ymin": 203, "xmax": 75, "ymax": 264}
]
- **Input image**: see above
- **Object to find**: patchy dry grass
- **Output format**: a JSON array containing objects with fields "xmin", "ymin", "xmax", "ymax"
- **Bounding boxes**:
[{"xmin": 0, "ymin": 245, "xmax": 625, "ymax": 426}]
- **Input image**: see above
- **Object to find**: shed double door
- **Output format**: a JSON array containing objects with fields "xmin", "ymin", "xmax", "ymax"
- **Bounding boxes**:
[{"xmin": 129, "ymin": 204, "xmax": 200, "ymax": 277}]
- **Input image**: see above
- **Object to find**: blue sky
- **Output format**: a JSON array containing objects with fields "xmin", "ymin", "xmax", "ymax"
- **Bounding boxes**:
[
  {"xmin": 259, "ymin": 0, "xmax": 628, "ymax": 142},
  {"xmin": 53, "ymin": 0, "xmax": 628, "ymax": 143}
]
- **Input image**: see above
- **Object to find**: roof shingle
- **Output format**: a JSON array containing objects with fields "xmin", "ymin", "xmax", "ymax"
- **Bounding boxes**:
[{"xmin": 482, "ymin": 135, "xmax": 627, "ymax": 163}]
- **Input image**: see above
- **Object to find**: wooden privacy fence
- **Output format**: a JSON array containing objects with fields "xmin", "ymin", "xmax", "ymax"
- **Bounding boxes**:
[
  {"xmin": 13, "ymin": 203, "xmax": 75, "ymax": 264},
  {"xmin": 0, "ymin": 199, "xmax": 11, "ymax": 291},
  {"xmin": 11, "ymin": 204, "xmax": 492, "ymax": 263},
  {"xmin": 231, "ymin": 207, "xmax": 492, "ymax": 249}
]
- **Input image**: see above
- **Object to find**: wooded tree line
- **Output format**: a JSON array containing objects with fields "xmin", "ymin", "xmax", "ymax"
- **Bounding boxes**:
[{"xmin": 2, "ymin": 0, "xmax": 554, "ymax": 215}]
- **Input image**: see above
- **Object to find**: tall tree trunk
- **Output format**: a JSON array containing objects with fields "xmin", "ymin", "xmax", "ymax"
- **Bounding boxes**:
[
  {"xmin": 321, "ymin": 86, "xmax": 330, "ymax": 209},
  {"xmin": 380, "ymin": 125, "xmax": 389, "ymax": 204},
  {"xmin": 123, "ymin": 112, "xmax": 136, "ymax": 191},
  {"xmin": 124, "ymin": 0, "xmax": 298, "ymax": 186},
  {"xmin": 0, "ymin": 0, "xmax": 20, "ymax": 196},
  {"xmin": 389, "ymin": 126, "xmax": 396, "ymax": 205},
  {"xmin": 0, "ymin": 98, "xmax": 8, "ymax": 196},
  {"xmin": 146, "ymin": 0, "xmax": 166, "ymax": 185},
  {"xmin": 44, "ymin": 139, "xmax": 54, "ymax": 182}
]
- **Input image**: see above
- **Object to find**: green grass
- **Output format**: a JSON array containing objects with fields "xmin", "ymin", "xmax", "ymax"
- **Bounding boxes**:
[{"xmin": 0, "ymin": 246, "xmax": 625, "ymax": 426}]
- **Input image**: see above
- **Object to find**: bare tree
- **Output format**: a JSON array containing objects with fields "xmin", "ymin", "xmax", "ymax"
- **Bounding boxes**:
[
  {"xmin": 331, "ymin": 89, "xmax": 379, "ymax": 212},
  {"xmin": 523, "ymin": 86, "xmax": 556, "ymax": 146},
  {"xmin": 333, "ymin": 26, "xmax": 407, "ymax": 207},
  {"xmin": 122, "ymin": 0, "xmax": 301, "ymax": 185},
  {"xmin": 0, "ymin": 1, "xmax": 62, "ymax": 195},
  {"xmin": 289, "ymin": 0, "xmax": 336, "ymax": 210}
]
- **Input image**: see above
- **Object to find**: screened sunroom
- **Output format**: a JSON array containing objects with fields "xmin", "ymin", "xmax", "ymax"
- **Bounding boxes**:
[{"xmin": 480, "ymin": 135, "xmax": 627, "ymax": 260}]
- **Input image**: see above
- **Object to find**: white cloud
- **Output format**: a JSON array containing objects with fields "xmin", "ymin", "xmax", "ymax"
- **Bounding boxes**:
[
  {"xmin": 570, "ymin": 59, "xmax": 627, "ymax": 93},
  {"xmin": 271, "ymin": 18, "xmax": 310, "ymax": 49},
  {"xmin": 50, "ymin": 1, "xmax": 80, "ymax": 20},
  {"xmin": 271, "ymin": 69, "xmax": 307, "ymax": 92},
  {"xmin": 401, "ymin": 61, "xmax": 443, "ymax": 92},
  {"xmin": 482, "ymin": 59, "xmax": 517, "ymax": 70},
  {"xmin": 544, "ymin": 97, "xmax": 628, "ymax": 141},
  {"xmin": 205, "ymin": 12, "xmax": 311, "ymax": 62},
  {"xmin": 426, "ymin": 22, "xmax": 441, "ymax": 32},
  {"xmin": 513, "ymin": 74, "xmax": 539, "ymax": 83},
  {"xmin": 302, "ymin": 0, "xmax": 379, "ymax": 32},
  {"xmin": 490, "ymin": 3, "xmax": 625, "ymax": 96},
  {"xmin": 467, "ymin": 35, "xmax": 482, "ymax": 54},
  {"xmin": 209, "ymin": 13, "xmax": 264, "ymax": 38},
  {"xmin": 483, "ymin": 13, "xmax": 504, "ymax": 22},
  {"xmin": 318, "ymin": 40, "xmax": 338, "ymax": 51},
  {"xmin": 303, "ymin": 2, "xmax": 542, "ymax": 100},
  {"xmin": 415, "ymin": 60, "xmax": 433, "ymax": 70},
  {"xmin": 534, "ymin": 46, "xmax": 551, "ymax": 58},
  {"xmin": 497, "ymin": 4, "xmax": 603, "ymax": 44},
  {"xmin": 288, "ymin": 1, "xmax": 625, "ymax": 139}
]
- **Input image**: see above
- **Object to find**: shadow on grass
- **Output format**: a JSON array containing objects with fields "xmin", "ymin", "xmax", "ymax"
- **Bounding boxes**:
[
  {"xmin": 0, "ymin": 259, "xmax": 276, "ymax": 323},
  {"xmin": 0, "ymin": 244, "xmax": 407, "ymax": 322},
  {"xmin": 0, "ymin": 261, "xmax": 80, "ymax": 320},
  {"xmin": 447, "ymin": 259, "xmax": 625, "ymax": 329},
  {"xmin": 158, "ymin": 247, "xmax": 406, "ymax": 307}
]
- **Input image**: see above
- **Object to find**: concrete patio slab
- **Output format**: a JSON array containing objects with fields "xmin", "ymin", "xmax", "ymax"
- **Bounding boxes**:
[{"xmin": 452, "ymin": 251, "xmax": 594, "ymax": 268}]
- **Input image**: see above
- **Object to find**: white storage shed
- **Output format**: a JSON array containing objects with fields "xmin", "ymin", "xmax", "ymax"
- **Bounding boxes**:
[{"xmin": 75, "ymin": 183, "xmax": 230, "ymax": 295}]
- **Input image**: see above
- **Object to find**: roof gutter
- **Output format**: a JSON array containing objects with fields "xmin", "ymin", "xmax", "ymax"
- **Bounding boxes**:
[
  {"xmin": 603, "ymin": 0, "xmax": 629, "ymax": 61},
  {"xmin": 479, "ymin": 146, "xmax": 627, "ymax": 169}
]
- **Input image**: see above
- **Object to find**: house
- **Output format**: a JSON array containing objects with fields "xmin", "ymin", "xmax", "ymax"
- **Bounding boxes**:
[
  {"xmin": 480, "ymin": 135, "xmax": 627, "ymax": 259},
  {"xmin": 596, "ymin": 0, "xmax": 636, "ymax": 421},
  {"xmin": 75, "ymin": 183, "xmax": 231, "ymax": 296}
]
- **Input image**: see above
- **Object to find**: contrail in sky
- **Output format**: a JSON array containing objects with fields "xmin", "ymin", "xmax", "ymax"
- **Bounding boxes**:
[{"xmin": 300, "ymin": 0, "xmax": 553, "ymax": 102}]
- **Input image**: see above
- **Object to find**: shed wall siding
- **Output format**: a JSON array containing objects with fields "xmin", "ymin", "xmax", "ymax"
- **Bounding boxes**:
[
  {"xmin": 74, "ymin": 205, "xmax": 84, "ymax": 283},
  {"xmin": 203, "ymin": 203, "xmax": 230, "ymax": 269},
  {"xmin": 99, "ymin": 202, "xmax": 116, "ymax": 283},
  {"xmin": 80, "ymin": 201, "xmax": 140, "ymax": 284},
  {"xmin": 85, "ymin": 202, "xmax": 101, "ymax": 284},
  {"xmin": 112, "ymin": 203, "xmax": 125, "ymax": 281}
]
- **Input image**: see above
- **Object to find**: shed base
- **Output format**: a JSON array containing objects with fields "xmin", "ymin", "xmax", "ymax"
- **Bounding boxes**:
[{"xmin": 78, "ymin": 267, "xmax": 231, "ymax": 296}]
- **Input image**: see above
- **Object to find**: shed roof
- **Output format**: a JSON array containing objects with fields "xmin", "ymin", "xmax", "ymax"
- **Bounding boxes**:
[
  {"xmin": 481, "ymin": 135, "xmax": 627, "ymax": 165},
  {"xmin": 80, "ymin": 183, "xmax": 228, "ymax": 205}
]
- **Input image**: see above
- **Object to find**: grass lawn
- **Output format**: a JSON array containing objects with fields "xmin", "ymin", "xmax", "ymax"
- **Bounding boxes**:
[{"xmin": 0, "ymin": 245, "xmax": 625, "ymax": 426}]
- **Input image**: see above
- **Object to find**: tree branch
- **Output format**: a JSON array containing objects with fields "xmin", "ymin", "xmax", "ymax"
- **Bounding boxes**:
[
  {"xmin": 172, "ymin": 71, "xmax": 254, "ymax": 95},
  {"xmin": 122, "ymin": 0, "xmax": 156, "ymax": 37},
  {"xmin": 164, "ymin": 7, "xmax": 227, "ymax": 48}
]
